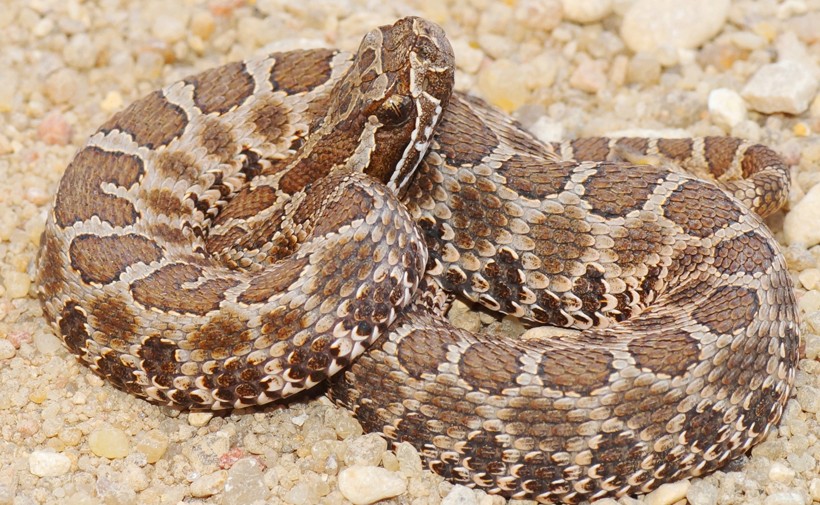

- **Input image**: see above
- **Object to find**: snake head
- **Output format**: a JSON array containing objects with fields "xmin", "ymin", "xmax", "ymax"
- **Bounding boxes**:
[{"xmin": 329, "ymin": 16, "xmax": 455, "ymax": 196}]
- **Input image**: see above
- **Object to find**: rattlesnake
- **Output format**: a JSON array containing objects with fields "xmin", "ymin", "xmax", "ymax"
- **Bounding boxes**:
[{"xmin": 35, "ymin": 16, "xmax": 799, "ymax": 504}]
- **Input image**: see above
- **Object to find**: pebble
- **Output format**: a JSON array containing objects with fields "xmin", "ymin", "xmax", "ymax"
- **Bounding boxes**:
[
  {"xmin": 37, "ymin": 111, "xmax": 72, "ymax": 146},
  {"xmin": 344, "ymin": 433, "xmax": 387, "ymax": 466},
  {"xmin": 626, "ymin": 53, "xmax": 662, "ymax": 86},
  {"xmin": 188, "ymin": 412, "xmax": 213, "ymax": 427},
  {"xmin": 0, "ymin": 340, "xmax": 15, "ymax": 360},
  {"xmin": 796, "ymin": 386, "xmax": 819, "ymax": 413},
  {"xmin": 561, "ymin": 0, "xmax": 612, "ymax": 23},
  {"xmin": 686, "ymin": 480, "xmax": 718, "ymax": 505},
  {"xmin": 810, "ymin": 478, "xmax": 820, "ymax": 502},
  {"xmin": 768, "ymin": 461, "xmax": 796, "ymax": 484},
  {"xmin": 784, "ymin": 183, "xmax": 820, "ymax": 246},
  {"xmin": 708, "ymin": 88, "xmax": 747, "ymax": 130},
  {"xmin": 88, "ymin": 425, "xmax": 131, "ymax": 459},
  {"xmin": 338, "ymin": 466, "xmax": 406, "ymax": 505},
  {"xmin": 742, "ymin": 61, "xmax": 819, "ymax": 115},
  {"xmin": 620, "ymin": 0, "xmax": 730, "ymax": 53},
  {"xmin": 798, "ymin": 268, "xmax": 820, "ymax": 290},
  {"xmin": 477, "ymin": 59, "xmax": 530, "ymax": 112},
  {"xmin": 569, "ymin": 59, "xmax": 608, "ymax": 93},
  {"xmin": 28, "ymin": 450, "xmax": 71, "ymax": 477},
  {"xmin": 763, "ymin": 490, "xmax": 808, "ymax": 505},
  {"xmin": 3, "ymin": 271, "xmax": 31, "ymax": 299},
  {"xmin": 643, "ymin": 480, "xmax": 690, "ymax": 505},
  {"xmin": 223, "ymin": 457, "xmax": 267, "ymax": 505},
  {"xmin": 442, "ymin": 484, "xmax": 478, "ymax": 505},
  {"xmin": 190, "ymin": 470, "xmax": 227, "ymax": 497}
]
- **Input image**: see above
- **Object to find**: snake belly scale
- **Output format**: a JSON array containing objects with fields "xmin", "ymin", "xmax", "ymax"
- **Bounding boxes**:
[{"xmin": 35, "ymin": 17, "xmax": 799, "ymax": 504}]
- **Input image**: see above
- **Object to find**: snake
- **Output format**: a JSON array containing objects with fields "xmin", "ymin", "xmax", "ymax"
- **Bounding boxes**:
[{"xmin": 35, "ymin": 16, "xmax": 800, "ymax": 504}]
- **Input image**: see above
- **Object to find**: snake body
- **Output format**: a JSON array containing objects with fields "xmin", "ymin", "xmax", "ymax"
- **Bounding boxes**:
[{"xmin": 35, "ymin": 17, "xmax": 799, "ymax": 504}]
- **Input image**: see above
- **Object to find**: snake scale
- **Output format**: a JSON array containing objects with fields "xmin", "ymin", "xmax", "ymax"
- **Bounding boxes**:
[{"xmin": 35, "ymin": 17, "xmax": 800, "ymax": 504}]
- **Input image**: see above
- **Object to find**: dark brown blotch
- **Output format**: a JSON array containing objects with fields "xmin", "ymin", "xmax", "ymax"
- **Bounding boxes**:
[
  {"xmin": 628, "ymin": 327, "xmax": 700, "ymax": 377},
  {"xmin": 656, "ymin": 138, "xmax": 694, "ymax": 162},
  {"xmin": 704, "ymin": 137, "xmax": 742, "ymax": 178},
  {"xmin": 539, "ymin": 339, "xmax": 614, "ymax": 395},
  {"xmin": 130, "ymin": 263, "xmax": 238, "ymax": 315},
  {"xmin": 269, "ymin": 49, "xmax": 336, "ymax": 94},
  {"xmin": 238, "ymin": 256, "xmax": 310, "ymax": 304},
  {"xmin": 59, "ymin": 301, "xmax": 90, "ymax": 356},
  {"xmin": 69, "ymin": 234, "xmax": 163, "ymax": 284},
  {"xmin": 692, "ymin": 285, "xmax": 759, "ymax": 336},
  {"xmin": 88, "ymin": 295, "xmax": 139, "ymax": 345},
  {"xmin": 99, "ymin": 90, "xmax": 188, "ymax": 148},
  {"xmin": 498, "ymin": 156, "xmax": 574, "ymax": 199},
  {"xmin": 54, "ymin": 147, "xmax": 144, "ymax": 228},
  {"xmin": 435, "ymin": 97, "xmax": 498, "ymax": 166},
  {"xmin": 459, "ymin": 341, "xmax": 522, "ymax": 393},
  {"xmin": 199, "ymin": 117, "xmax": 238, "ymax": 163},
  {"xmin": 713, "ymin": 231, "xmax": 775, "ymax": 276},
  {"xmin": 187, "ymin": 61, "xmax": 255, "ymax": 115},
  {"xmin": 583, "ymin": 163, "xmax": 663, "ymax": 218},
  {"xmin": 188, "ymin": 313, "xmax": 252, "ymax": 353},
  {"xmin": 663, "ymin": 181, "xmax": 742, "ymax": 238},
  {"xmin": 396, "ymin": 324, "xmax": 452, "ymax": 379}
]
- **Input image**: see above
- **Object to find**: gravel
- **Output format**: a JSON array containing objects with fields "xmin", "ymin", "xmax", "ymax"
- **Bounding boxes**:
[{"xmin": 1, "ymin": 1, "xmax": 818, "ymax": 504}]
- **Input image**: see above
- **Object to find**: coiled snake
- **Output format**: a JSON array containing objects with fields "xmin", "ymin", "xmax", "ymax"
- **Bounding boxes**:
[{"xmin": 35, "ymin": 17, "xmax": 799, "ymax": 504}]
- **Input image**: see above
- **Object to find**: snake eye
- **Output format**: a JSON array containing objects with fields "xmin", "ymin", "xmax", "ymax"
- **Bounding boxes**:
[{"xmin": 375, "ymin": 95, "xmax": 414, "ymax": 127}]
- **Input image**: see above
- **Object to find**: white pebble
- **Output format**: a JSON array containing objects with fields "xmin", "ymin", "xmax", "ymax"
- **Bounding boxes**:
[
  {"xmin": 338, "ymin": 466, "xmax": 406, "ymax": 505},
  {"xmin": 708, "ymin": 88, "xmax": 747, "ymax": 129},
  {"xmin": 621, "ymin": 0, "xmax": 730, "ymax": 53},
  {"xmin": 88, "ymin": 425, "xmax": 130, "ymax": 459},
  {"xmin": 190, "ymin": 470, "xmax": 227, "ymax": 497},
  {"xmin": 768, "ymin": 461, "xmax": 796, "ymax": 484},
  {"xmin": 569, "ymin": 59, "xmax": 608, "ymax": 93},
  {"xmin": 764, "ymin": 490, "xmax": 808, "ymax": 505},
  {"xmin": 798, "ymin": 268, "xmax": 820, "ymax": 290},
  {"xmin": 3, "ymin": 271, "xmax": 30, "ymax": 299},
  {"xmin": 742, "ymin": 61, "xmax": 819, "ymax": 114},
  {"xmin": 344, "ymin": 433, "xmax": 387, "ymax": 467},
  {"xmin": 224, "ymin": 457, "xmax": 267, "ymax": 504},
  {"xmin": 442, "ymin": 484, "xmax": 479, "ymax": 505},
  {"xmin": 188, "ymin": 412, "xmax": 213, "ymax": 427},
  {"xmin": 0, "ymin": 340, "xmax": 15, "ymax": 360},
  {"xmin": 686, "ymin": 480, "xmax": 718, "ymax": 505},
  {"xmin": 28, "ymin": 450, "xmax": 71, "ymax": 477},
  {"xmin": 784, "ymin": 183, "xmax": 820, "ymax": 246},
  {"xmin": 796, "ymin": 386, "xmax": 820, "ymax": 413},
  {"xmin": 561, "ymin": 0, "xmax": 612, "ymax": 23},
  {"xmin": 809, "ymin": 478, "xmax": 820, "ymax": 502},
  {"xmin": 644, "ymin": 480, "xmax": 690, "ymax": 505}
]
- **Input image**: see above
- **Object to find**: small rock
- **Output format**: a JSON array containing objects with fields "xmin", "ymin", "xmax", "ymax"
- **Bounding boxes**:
[
  {"xmin": 190, "ymin": 10, "xmax": 216, "ymax": 40},
  {"xmin": 0, "ymin": 340, "xmax": 15, "ymax": 360},
  {"xmin": 561, "ymin": 0, "xmax": 612, "ymax": 23},
  {"xmin": 344, "ymin": 433, "xmax": 387, "ymax": 467},
  {"xmin": 621, "ymin": 0, "xmax": 730, "ymax": 53},
  {"xmin": 223, "ymin": 457, "xmax": 267, "ymax": 505},
  {"xmin": 784, "ymin": 183, "xmax": 820, "ymax": 246},
  {"xmin": 477, "ymin": 59, "xmax": 529, "ymax": 112},
  {"xmin": 626, "ymin": 53, "xmax": 662, "ymax": 86},
  {"xmin": 190, "ymin": 470, "xmax": 227, "ymax": 498},
  {"xmin": 798, "ymin": 268, "xmax": 820, "ymax": 290},
  {"xmin": 152, "ymin": 14, "xmax": 188, "ymax": 43},
  {"xmin": 28, "ymin": 450, "xmax": 71, "ymax": 477},
  {"xmin": 644, "ymin": 480, "xmax": 690, "ymax": 505},
  {"xmin": 809, "ymin": 478, "xmax": 820, "ymax": 502},
  {"xmin": 796, "ymin": 386, "xmax": 820, "ymax": 413},
  {"xmin": 686, "ymin": 480, "xmax": 718, "ymax": 505},
  {"xmin": 135, "ymin": 430, "xmax": 169, "ymax": 464},
  {"xmin": 37, "ymin": 111, "xmax": 72, "ymax": 146},
  {"xmin": 188, "ymin": 412, "xmax": 213, "ymax": 427},
  {"xmin": 395, "ymin": 442, "xmax": 422, "ymax": 477},
  {"xmin": 442, "ymin": 484, "xmax": 479, "ymax": 505},
  {"xmin": 763, "ymin": 490, "xmax": 807, "ymax": 505},
  {"xmin": 742, "ymin": 61, "xmax": 819, "ymax": 114},
  {"xmin": 569, "ymin": 59, "xmax": 608, "ymax": 93},
  {"xmin": 708, "ymin": 88, "xmax": 747, "ymax": 129},
  {"xmin": 3, "ymin": 271, "xmax": 30, "ymax": 299},
  {"xmin": 88, "ymin": 425, "xmax": 131, "ymax": 459},
  {"xmin": 768, "ymin": 461, "xmax": 795, "ymax": 484},
  {"xmin": 338, "ymin": 466, "xmax": 406, "ymax": 505},
  {"xmin": 514, "ymin": 0, "xmax": 563, "ymax": 31}
]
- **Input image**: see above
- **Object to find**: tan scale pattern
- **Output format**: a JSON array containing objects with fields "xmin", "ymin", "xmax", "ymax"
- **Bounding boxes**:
[{"xmin": 35, "ymin": 16, "xmax": 798, "ymax": 504}]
